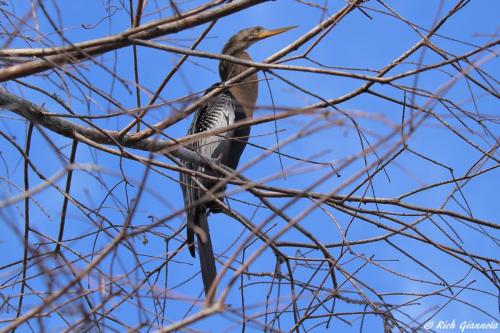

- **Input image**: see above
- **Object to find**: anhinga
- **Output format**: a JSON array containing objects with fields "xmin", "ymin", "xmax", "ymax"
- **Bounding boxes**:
[{"xmin": 179, "ymin": 26, "xmax": 295, "ymax": 296}]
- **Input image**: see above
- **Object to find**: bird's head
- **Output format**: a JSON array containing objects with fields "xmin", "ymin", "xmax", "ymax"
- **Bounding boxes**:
[{"xmin": 222, "ymin": 26, "xmax": 296, "ymax": 55}]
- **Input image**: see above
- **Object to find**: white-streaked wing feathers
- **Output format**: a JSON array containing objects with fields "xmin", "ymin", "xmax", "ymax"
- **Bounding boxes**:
[{"xmin": 189, "ymin": 93, "xmax": 236, "ymax": 162}]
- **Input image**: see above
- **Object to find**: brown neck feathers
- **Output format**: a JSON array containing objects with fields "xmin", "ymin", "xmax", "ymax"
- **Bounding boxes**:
[{"xmin": 219, "ymin": 51, "xmax": 258, "ymax": 118}]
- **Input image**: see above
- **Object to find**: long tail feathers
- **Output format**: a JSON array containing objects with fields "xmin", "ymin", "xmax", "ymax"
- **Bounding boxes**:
[
  {"xmin": 187, "ymin": 209, "xmax": 217, "ymax": 296},
  {"xmin": 181, "ymin": 171, "xmax": 217, "ymax": 296},
  {"xmin": 187, "ymin": 225, "xmax": 195, "ymax": 257},
  {"xmin": 196, "ymin": 210, "xmax": 217, "ymax": 296}
]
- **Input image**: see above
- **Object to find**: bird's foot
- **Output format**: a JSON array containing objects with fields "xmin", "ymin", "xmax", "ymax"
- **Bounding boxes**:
[{"xmin": 207, "ymin": 200, "xmax": 225, "ymax": 214}]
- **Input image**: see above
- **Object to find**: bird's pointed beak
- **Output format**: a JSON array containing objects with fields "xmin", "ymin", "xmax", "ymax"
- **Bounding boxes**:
[{"xmin": 256, "ymin": 26, "xmax": 297, "ymax": 40}]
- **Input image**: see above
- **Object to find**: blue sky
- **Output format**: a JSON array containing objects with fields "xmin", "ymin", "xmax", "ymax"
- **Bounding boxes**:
[{"xmin": 1, "ymin": 0, "xmax": 499, "ymax": 332}]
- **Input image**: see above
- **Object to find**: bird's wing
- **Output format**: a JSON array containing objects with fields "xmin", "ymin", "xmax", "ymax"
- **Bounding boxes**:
[{"xmin": 190, "ymin": 91, "xmax": 236, "ymax": 162}]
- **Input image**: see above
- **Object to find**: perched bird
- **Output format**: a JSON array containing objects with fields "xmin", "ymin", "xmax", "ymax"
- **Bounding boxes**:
[{"xmin": 179, "ymin": 26, "xmax": 295, "ymax": 296}]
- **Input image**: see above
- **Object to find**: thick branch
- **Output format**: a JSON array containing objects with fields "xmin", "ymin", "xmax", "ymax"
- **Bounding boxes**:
[{"xmin": 0, "ymin": 0, "xmax": 267, "ymax": 82}]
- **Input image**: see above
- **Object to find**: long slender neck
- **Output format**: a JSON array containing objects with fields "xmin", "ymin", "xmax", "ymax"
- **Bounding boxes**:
[{"xmin": 219, "ymin": 51, "xmax": 258, "ymax": 118}]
